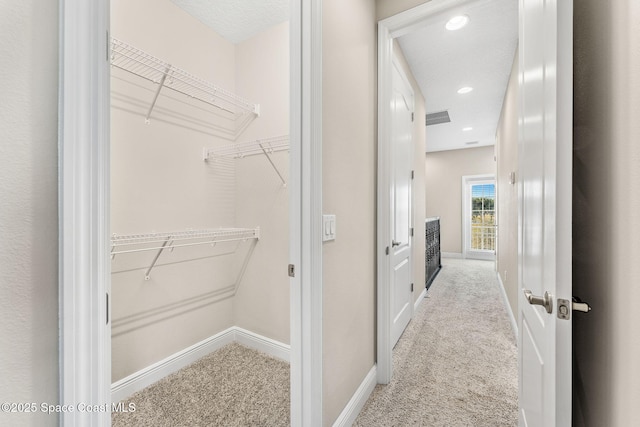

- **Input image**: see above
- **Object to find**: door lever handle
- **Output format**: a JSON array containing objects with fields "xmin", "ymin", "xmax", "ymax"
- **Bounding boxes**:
[
  {"xmin": 392, "ymin": 240, "xmax": 401, "ymax": 247},
  {"xmin": 524, "ymin": 289, "xmax": 553, "ymax": 314}
]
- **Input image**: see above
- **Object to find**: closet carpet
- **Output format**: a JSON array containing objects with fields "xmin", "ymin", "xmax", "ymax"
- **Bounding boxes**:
[
  {"xmin": 354, "ymin": 258, "xmax": 518, "ymax": 427},
  {"xmin": 111, "ymin": 343, "xmax": 289, "ymax": 427}
]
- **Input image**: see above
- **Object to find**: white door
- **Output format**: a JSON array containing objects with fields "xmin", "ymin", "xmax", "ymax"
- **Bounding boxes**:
[
  {"xmin": 390, "ymin": 61, "xmax": 413, "ymax": 347},
  {"xmin": 518, "ymin": 0, "xmax": 573, "ymax": 425}
]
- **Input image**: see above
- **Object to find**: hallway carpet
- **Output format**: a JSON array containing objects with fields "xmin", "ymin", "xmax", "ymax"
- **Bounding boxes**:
[
  {"xmin": 354, "ymin": 258, "xmax": 518, "ymax": 427},
  {"xmin": 111, "ymin": 342, "xmax": 289, "ymax": 427}
]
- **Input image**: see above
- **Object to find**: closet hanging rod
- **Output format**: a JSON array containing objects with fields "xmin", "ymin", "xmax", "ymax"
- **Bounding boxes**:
[
  {"xmin": 203, "ymin": 135, "xmax": 290, "ymax": 160},
  {"xmin": 110, "ymin": 38, "xmax": 260, "ymax": 120}
]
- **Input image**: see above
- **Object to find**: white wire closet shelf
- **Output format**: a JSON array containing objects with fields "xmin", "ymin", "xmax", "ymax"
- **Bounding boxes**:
[
  {"xmin": 111, "ymin": 227, "xmax": 260, "ymax": 280},
  {"xmin": 110, "ymin": 38, "xmax": 260, "ymax": 124},
  {"xmin": 203, "ymin": 135, "xmax": 289, "ymax": 186}
]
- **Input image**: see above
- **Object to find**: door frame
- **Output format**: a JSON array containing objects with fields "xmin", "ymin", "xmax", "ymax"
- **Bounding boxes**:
[
  {"xmin": 58, "ymin": 0, "xmax": 323, "ymax": 425},
  {"xmin": 461, "ymin": 174, "xmax": 496, "ymax": 261},
  {"xmin": 377, "ymin": 0, "xmax": 474, "ymax": 385}
]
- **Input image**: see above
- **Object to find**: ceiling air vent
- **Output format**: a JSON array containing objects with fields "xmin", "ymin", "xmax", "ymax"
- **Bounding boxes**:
[
  {"xmin": 425, "ymin": 110, "xmax": 451, "ymax": 126},
  {"xmin": 464, "ymin": 141, "xmax": 479, "ymax": 145}
]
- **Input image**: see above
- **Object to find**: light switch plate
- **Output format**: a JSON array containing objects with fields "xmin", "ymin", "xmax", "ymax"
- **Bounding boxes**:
[{"xmin": 323, "ymin": 214, "xmax": 336, "ymax": 241}]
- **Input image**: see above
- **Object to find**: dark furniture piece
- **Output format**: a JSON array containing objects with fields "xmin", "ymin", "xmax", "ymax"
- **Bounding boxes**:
[{"xmin": 425, "ymin": 217, "xmax": 442, "ymax": 289}]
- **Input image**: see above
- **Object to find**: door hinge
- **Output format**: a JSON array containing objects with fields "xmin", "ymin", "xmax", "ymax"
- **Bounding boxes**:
[
  {"xmin": 410, "ymin": 227, "xmax": 414, "ymax": 237},
  {"xmin": 411, "ymin": 170, "xmax": 415, "ymax": 180},
  {"xmin": 411, "ymin": 283, "xmax": 414, "ymax": 292},
  {"xmin": 288, "ymin": 264, "xmax": 295, "ymax": 277},
  {"xmin": 106, "ymin": 293, "xmax": 109, "ymax": 325},
  {"xmin": 106, "ymin": 31, "xmax": 110, "ymax": 62},
  {"xmin": 385, "ymin": 246, "xmax": 389, "ymax": 255},
  {"xmin": 411, "ymin": 112, "xmax": 414, "ymax": 122}
]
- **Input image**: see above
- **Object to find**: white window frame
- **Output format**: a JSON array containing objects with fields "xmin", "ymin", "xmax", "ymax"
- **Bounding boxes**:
[{"xmin": 462, "ymin": 174, "xmax": 496, "ymax": 261}]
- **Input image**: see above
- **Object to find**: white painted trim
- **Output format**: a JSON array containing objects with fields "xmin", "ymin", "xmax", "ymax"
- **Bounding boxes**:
[
  {"xmin": 461, "ymin": 174, "xmax": 496, "ymax": 261},
  {"xmin": 111, "ymin": 328, "xmax": 236, "ymax": 403},
  {"xmin": 332, "ymin": 365, "xmax": 377, "ymax": 427},
  {"xmin": 496, "ymin": 273, "xmax": 518, "ymax": 340},
  {"xmin": 376, "ymin": 20, "xmax": 394, "ymax": 385},
  {"xmin": 59, "ymin": 1, "xmax": 111, "ymax": 426},
  {"xmin": 111, "ymin": 327, "xmax": 291, "ymax": 403},
  {"xmin": 234, "ymin": 327, "xmax": 291, "ymax": 362},
  {"xmin": 290, "ymin": 0, "xmax": 323, "ymax": 425},
  {"xmin": 377, "ymin": 0, "xmax": 476, "ymax": 386},
  {"xmin": 441, "ymin": 252, "xmax": 463, "ymax": 259},
  {"xmin": 414, "ymin": 286, "xmax": 428, "ymax": 312}
]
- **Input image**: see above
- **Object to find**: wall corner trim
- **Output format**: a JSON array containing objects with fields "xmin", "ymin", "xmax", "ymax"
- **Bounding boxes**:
[
  {"xmin": 331, "ymin": 365, "xmax": 377, "ymax": 427},
  {"xmin": 496, "ymin": 273, "xmax": 518, "ymax": 340},
  {"xmin": 111, "ymin": 327, "xmax": 290, "ymax": 403}
]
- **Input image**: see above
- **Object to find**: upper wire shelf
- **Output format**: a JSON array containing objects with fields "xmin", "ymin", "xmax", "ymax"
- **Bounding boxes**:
[{"xmin": 110, "ymin": 38, "xmax": 260, "ymax": 123}]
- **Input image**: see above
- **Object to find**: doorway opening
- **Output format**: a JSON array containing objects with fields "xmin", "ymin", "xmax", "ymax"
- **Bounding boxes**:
[
  {"xmin": 58, "ymin": 0, "xmax": 324, "ymax": 424},
  {"xmin": 377, "ymin": 0, "xmax": 517, "ymax": 388}
]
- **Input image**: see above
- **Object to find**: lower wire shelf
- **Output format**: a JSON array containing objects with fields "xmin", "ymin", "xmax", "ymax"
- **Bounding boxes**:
[{"xmin": 111, "ymin": 227, "xmax": 260, "ymax": 280}]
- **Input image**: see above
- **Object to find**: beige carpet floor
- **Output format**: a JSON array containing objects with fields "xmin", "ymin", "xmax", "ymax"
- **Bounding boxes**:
[
  {"xmin": 112, "ymin": 259, "xmax": 516, "ymax": 426},
  {"xmin": 111, "ymin": 342, "xmax": 290, "ymax": 427},
  {"xmin": 354, "ymin": 258, "xmax": 518, "ymax": 427}
]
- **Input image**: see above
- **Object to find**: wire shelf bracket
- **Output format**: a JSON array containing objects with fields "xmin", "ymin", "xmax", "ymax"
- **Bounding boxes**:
[
  {"xmin": 203, "ymin": 135, "xmax": 289, "ymax": 187},
  {"xmin": 110, "ymin": 37, "xmax": 260, "ymax": 128},
  {"xmin": 111, "ymin": 227, "xmax": 260, "ymax": 280}
]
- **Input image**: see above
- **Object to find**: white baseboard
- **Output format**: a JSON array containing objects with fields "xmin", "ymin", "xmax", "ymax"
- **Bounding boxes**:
[
  {"xmin": 234, "ymin": 327, "xmax": 290, "ymax": 362},
  {"xmin": 332, "ymin": 365, "xmax": 377, "ymax": 427},
  {"xmin": 496, "ymin": 272, "xmax": 518, "ymax": 339},
  {"xmin": 441, "ymin": 252, "xmax": 462, "ymax": 259},
  {"xmin": 112, "ymin": 327, "xmax": 290, "ymax": 403},
  {"xmin": 414, "ymin": 286, "xmax": 427, "ymax": 312}
]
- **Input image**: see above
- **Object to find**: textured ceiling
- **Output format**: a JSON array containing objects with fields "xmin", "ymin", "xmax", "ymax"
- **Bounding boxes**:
[
  {"xmin": 397, "ymin": 0, "xmax": 518, "ymax": 153},
  {"xmin": 170, "ymin": 0, "xmax": 289, "ymax": 44}
]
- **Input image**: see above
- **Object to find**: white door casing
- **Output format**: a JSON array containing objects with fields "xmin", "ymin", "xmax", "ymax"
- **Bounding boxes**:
[
  {"xmin": 518, "ymin": 0, "xmax": 573, "ymax": 425},
  {"xmin": 390, "ymin": 60, "xmax": 414, "ymax": 348},
  {"xmin": 59, "ymin": 0, "xmax": 321, "ymax": 425},
  {"xmin": 377, "ymin": 0, "xmax": 473, "ymax": 386}
]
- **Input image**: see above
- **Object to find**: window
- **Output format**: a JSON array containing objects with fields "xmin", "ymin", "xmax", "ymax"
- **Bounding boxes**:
[{"xmin": 470, "ymin": 183, "xmax": 496, "ymax": 251}]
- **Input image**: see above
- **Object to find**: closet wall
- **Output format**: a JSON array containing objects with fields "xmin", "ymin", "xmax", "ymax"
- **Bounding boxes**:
[{"xmin": 110, "ymin": 0, "xmax": 289, "ymax": 382}]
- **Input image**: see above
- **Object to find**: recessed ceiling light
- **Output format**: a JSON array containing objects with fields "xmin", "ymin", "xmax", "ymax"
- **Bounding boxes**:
[
  {"xmin": 457, "ymin": 86, "xmax": 473, "ymax": 94},
  {"xmin": 446, "ymin": 15, "xmax": 469, "ymax": 31},
  {"xmin": 462, "ymin": 127, "xmax": 473, "ymax": 131}
]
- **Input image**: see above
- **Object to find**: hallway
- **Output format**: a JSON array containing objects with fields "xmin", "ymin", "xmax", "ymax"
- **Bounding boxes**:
[{"xmin": 355, "ymin": 258, "xmax": 518, "ymax": 426}]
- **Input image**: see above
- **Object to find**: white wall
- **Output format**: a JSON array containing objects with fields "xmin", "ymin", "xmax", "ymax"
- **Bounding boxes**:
[
  {"xmin": 0, "ymin": 1, "xmax": 59, "ymax": 426},
  {"xmin": 322, "ymin": 0, "xmax": 377, "ymax": 424},
  {"xmin": 573, "ymin": 1, "xmax": 640, "ymax": 425},
  {"xmin": 110, "ymin": 0, "xmax": 290, "ymax": 380},
  {"xmin": 424, "ymin": 146, "xmax": 495, "ymax": 255},
  {"xmin": 110, "ymin": 0, "xmax": 237, "ymax": 381},
  {"xmin": 234, "ymin": 21, "xmax": 290, "ymax": 345},
  {"xmin": 495, "ymin": 48, "xmax": 519, "ymax": 318}
]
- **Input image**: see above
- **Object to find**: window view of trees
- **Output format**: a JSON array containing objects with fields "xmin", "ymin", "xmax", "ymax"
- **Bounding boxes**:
[{"xmin": 471, "ymin": 184, "xmax": 496, "ymax": 251}]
